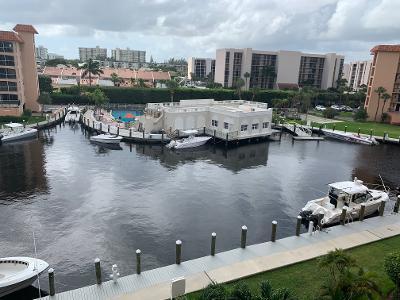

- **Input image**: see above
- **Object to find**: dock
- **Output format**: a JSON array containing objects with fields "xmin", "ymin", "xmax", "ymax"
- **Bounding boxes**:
[
  {"xmin": 37, "ymin": 208, "xmax": 400, "ymax": 300},
  {"xmin": 278, "ymin": 123, "xmax": 324, "ymax": 141}
]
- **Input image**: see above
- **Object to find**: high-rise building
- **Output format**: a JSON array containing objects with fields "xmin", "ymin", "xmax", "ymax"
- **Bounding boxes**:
[
  {"xmin": 343, "ymin": 60, "xmax": 372, "ymax": 91},
  {"xmin": 187, "ymin": 57, "xmax": 215, "ymax": 80},
  {"xmin": 364, "ymin": 45, "xmax": 400, "ymax": 124},
  {"xmin": 111, "ymin": 48, "xmax": 146, "ymax": 64},
  {"xmin": 47, "ymin": 53, "xmax": 64, "ymax": 60},
  {"xmin": 0, "ymin": 24, "xmax": 40, "ymax": 116},
  {"xmin": 79, "ymin": 46, "xmax": 107, "ymax": 61},
  {"xmin": 35, "ymin": 45, "xmax": 48, "ymax": 60},
  {"xmin": 214, "ymin": 48, "xmax": 344, "ymax": 90}
]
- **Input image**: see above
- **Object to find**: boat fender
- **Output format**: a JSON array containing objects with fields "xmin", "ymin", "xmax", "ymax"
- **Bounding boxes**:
[{"xmin": 110, "ymin": 264, "xmax": 120, "ymax": 283}]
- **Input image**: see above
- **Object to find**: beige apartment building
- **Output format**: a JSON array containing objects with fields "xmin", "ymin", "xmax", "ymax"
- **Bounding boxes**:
[
  {"xmin": 343, "ymin": 60, "xmax": 372, "ymax": 91},
  {"xmin": 187, "ymin": 57, "xmax": 215, "ymax": 80},
  {"xmin": 79, "ymin": 46, "xmax": 107, "ymax": 62},
  {"xmin": 111, "ymin": 48, "xmax": 146, "ymax": 64},
  {"xmin": 214, "ymin": 48, "xmax": 344, "ymax": 90},
  {"xmin": 0, "ymin": 24, "xmax": 40, "ymax": 116},
  {"xmin": 364, "ymin": 45, "xmax": 400, "ymax": 124}
]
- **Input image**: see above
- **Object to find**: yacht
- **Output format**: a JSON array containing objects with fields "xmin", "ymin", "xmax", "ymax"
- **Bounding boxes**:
[
  {"xmin": 167, "ymin": 135, "xmax": 212, "ymax": 149},
  {"xmin": 65, "ymin": 106, "xmax": 81, "ymax": 123},
  {"xmin": 321, "ymin": 128, "xmax": 378, "ymax": 145},
  {"xmin": 0, "ymin": 257, "xmax": 49, "ymax": 297},
  {"xmin": 90, "ymin": 133, "xmax": 123, "ymax": 144},
  {"xmin": 300, "ymin": 178, "xmax": 389, "ymax": 227},
  {"xmin": 0, "ymin": 123, "xmax": 37, "ymax": 144}
]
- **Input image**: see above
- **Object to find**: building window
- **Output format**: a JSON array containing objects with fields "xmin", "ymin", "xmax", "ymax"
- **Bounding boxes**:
[
  {"xmin": 262, "ymin": 122, "xmax": 269, "ymax": 129},
  {"xmin": 241, "ymin": 124, "xmax": 248, "ymax": 131},
  {"xmin": 0, "ymin": 93, "xmax": 19, "ymax": 101},
  {"xmin": 0, "ymin": 81, "xmax": 17, "ymax": 91},
  {"xmin": 0, "ymin": 68, "xmax": 16, "ymax": 79},
  {"xmin": 250, "ymin": 53, "xmax": 277, "ymax": 89},
  {"xmin": 224, "ymin": 122, "xmax": 229, "ymax": 129},
  {"xmin": 252, "ymin": 123, "xmax": 259, "ymax": 130},
  {"xmin": 232, "ymin": 52, "xmax": 243, "ymax": 84},
  {"xmin": 0, "ymin": 41, "xmax": 14, "ymax": 53},
  {"xmin": 212, "ymin": 120, "xmax": 218, "ymax": 127},
  {"xmin": 0, "ymin": 55, "xmax": 15, "ymax": 66},
  {"xmin": 224, "ymin": 52, "xmax": 230, "ymax": 87}
]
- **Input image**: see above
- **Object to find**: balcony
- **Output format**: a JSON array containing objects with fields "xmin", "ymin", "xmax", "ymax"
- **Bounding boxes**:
[{"xmin": 0, "ymin": 100, "xmax": 20, "ymax": 106}]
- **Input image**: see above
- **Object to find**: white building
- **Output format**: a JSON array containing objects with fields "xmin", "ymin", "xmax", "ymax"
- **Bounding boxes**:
[
  {"xmin": 214, "ymin": 48, "xmax": 344, "ymax": 90},
  {"xmin": 47, "ymin": 52, "xmax": 64, "ymax": 60},
  {"xmin": 79, "ymin": 46, "xmax": 107, "ymax": 61},
  {"xmin": 137, "ymin": 99, "xmax": 273, "ymax": 140},
  {"xmin": 343, "ymin": 60, "xmax": 372, "ymax": 91},
  {"xmin": 187, "ymin": 57, "xmax": 215, "ymax": 80},
  {"xmin": 35, "ymin": 45, "xmax": 48, "ymax": 60},
  {"xmin": 111, "ymin": 48, "xmax": 146, "ymax": 64}
]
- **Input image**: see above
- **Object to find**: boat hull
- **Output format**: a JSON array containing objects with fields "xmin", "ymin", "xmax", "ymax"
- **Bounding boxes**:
[
  {"xmin": 322, "ymin": 129, "xmax": 376, "ymax": 145},
  {"xmin": 167, "ymin": 136, "xmax": 211, "ymax": 149},
  {"xmin": 1, "ymin": 129, "xmax": 37, "ymax": 143},
  {"xmin": 90, "ymin": 135, "xmax": 123, "ymax": 144}
]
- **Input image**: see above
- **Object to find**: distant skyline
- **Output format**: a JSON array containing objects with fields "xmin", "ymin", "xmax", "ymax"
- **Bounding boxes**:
[{"xmin": 1, "ymin": 0, "xmax": 399, "ymax": 62}]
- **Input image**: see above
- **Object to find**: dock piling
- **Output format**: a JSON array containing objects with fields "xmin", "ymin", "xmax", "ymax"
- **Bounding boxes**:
[
  {"xmin": 333, "ymin": 124, "xmax": 336, "ymax": 131},
  {"xmin": 370, "ymin": 129, "xmax": 373, "ymax": 139},
  {"xmin": 117, "ymin": 127, "xmax": 120, "ymax": 135},
  {"xmin": 379, "ymin": 200, "xmax": 386, "ymax": 216},
  {"xmin": 211, "ymin": 232, "xmax": 216, "ymax": 256},
  {"xmin": 308, "ymin": 221, "xmax": 314, "ymax": 235},
  {"xmin": 176, "ymin": 240, "xmax": 182, "ymax": 265},
  {"xmin": 344, "ymin": 126, "xmax": 347, "ymax": 133},
  {"xmin": 108, "ymin": 125, "xmax": 110, "ymax": 133},
  {"xmin": 296, "ymin": 216, "xmax": 302, "ymax": 236},
  {"xmin": 358, "ymin": 128, "xmax": 361, "ymax": 135},
  {"xmin": 271, "ymin": 221, "xmax": 277, "ymax": 242},
  {"xmin": 48, "ymin": 268, "xmax": 55, "ymax": 296},
  {"xmin": 394, "ymin": 196, "xmax": 400, "ymax": 214},
  {"xmin": 94, "ymin": 258, "xmax": 102, "ymax": 284},
  {"xmin": 359, "ymin": 204, "xmax": 366, "ymax": 221},
  {"xmin": 240, "ymin": 225, "xmax": 247, "ymax": 249},
  {"xmin": 136, "ymin": 249, "xmax": 141, "ymax": 274},
  {"xmin": 340, "ymin": 206, "xmax": 348, "ymax": 225},
  {"xmin": 130, "ymin": 128, "xmax": 132, "ymax": 137}
]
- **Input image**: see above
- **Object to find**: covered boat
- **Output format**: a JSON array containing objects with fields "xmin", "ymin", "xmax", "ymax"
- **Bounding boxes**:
[
  {"xmin": 167, "ymin": 135, "xmax": 211, "ymax": 149},
  {"xmin": 65, "ymin": 106, "xmax": 81, "ymax": 123},
  {"xmin": 0, "ymin": 257, "xmax": 49, "ymax": 297},
  {"xmin": 300, "ymin": 178, "xmax": 389, "ymax": 227},
  {"xmin": 321, "ymin": 129, "xmax": 378, "ymax": 145},
  {"xmin": 0, "ymin": 123, "xmax": 37, "ymax": 143},
  {"xmin": 90, "ymin": 133, "xmax": 123, "ymax": 144}
]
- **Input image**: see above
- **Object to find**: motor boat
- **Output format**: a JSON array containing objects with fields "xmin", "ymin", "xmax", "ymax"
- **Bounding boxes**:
[
  {"xmin": 90, "ymin": 133, "xmax": 123, "ymax": 144},
  {"xmin": 65, "ymin": 106, "xmax": 81, "ymax": 123},
  {"xmin": 167, "ymin": 135, "xmax": 212, "ymax": 149},
  {"xmin": 321, "ymin": 128, "xmax": 378, "ymax": 145},
  {"xmin": 0, "ymin": 123, "xmax": 37, "ymax": 143},
  {"xmin": 300, "ymin": 178, "xmax": 389, "ymax": 227},
  {"xmin": 0, "ymin": 257, "xmax": 49, "ymax": 297}
]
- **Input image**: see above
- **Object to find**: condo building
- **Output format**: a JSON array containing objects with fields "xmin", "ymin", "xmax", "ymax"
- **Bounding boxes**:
[
  {"xmin": 0, "ymin": 24, "xmax": 40, "ymax": 116},
  {"xmin": 79, "ymin": 46, "xmax": 107, "ymax": 61},
  {"xmin": 35, "ymin": 45, "xmax": 48, "ymax": 60},
  {"xmin": 111, "ymin": 48, "xmax": 146, "ymax": 64},
  {"xmin": 214, "ymin": 48, "xmax": 344, "ymax": 90},
  {"xmin": 343, "ymin": 60, "xmax": 372, "ymax": 91},
  {"xmin": 187, "ymin": 57, "xmax": 215, "ymax": 80},
  {"xmin": 364, "ymin": 45, "xmax": 400, "ymax": 124}
]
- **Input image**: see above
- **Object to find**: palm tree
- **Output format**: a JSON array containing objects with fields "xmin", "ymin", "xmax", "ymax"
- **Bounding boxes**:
[
  {"xmin": 374, "ymin": 86, "xmax": 386, "ymax": 121},
  {"xmin": 251, "ymin": 87, "xmax": 260, "ymax": 101},
  {"xmin": 165, "ymin": 80, "xmax": 179, "ymax": 102},
  {"xmin": 110, "ymin": 72, "xmax": 121, "ymax": 87},
  {"xmin": 78, "ymin": 58, "xmax": 103, "ymax": 86},
  {"xmin": 243, "ymin": 72, "xmax": 250, "ymax": 90},
  {"xmin": 137, "ymin": 78, "xmax": 147, "ymax": 88},
  {"xmin": 129, "ymin": 77, "xmax": 135, "ymax": 87},
  {"xmin": 380, "ymin": 92, "xmax": 391, "ymax": 122},
  {"xmin": 233, "ymin": 78, "xmax": 245, "ymax": 100}
]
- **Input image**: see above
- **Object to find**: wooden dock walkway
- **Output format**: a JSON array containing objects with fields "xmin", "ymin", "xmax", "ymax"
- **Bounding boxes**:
[{"xmin": 37, "ymin": 211, "xmax": 400, "ymax": 300}]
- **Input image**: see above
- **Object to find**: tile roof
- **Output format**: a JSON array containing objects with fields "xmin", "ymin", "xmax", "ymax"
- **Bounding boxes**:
[
  {"xmin": 371, "ymin": 45, "xmax": 400, "ymax": 53},
  {"xmin": 13, "ymin": 24, "xmax": 38, "ymax": 34},
  {"xmin": 0, "ymin": 30, "xmax": 23, "ymax": 43}
]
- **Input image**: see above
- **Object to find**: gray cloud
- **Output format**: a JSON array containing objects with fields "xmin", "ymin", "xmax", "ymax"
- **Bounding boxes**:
[{"xmin": 0, "ymin": 0, "xmax": 399, "ymax": 61}]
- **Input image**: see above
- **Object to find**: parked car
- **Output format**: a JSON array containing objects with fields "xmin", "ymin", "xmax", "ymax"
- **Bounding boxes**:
[
  {"xmin": 331, "ymin": 105, "xmax": 341, "ymax": 111},
  {"xmin": 344, "ymin": 106, "xmax": 353, "ymax": 112},
  {"xmin": 315, "ymin": 105, "xmax": 326, "ymax": 111}
]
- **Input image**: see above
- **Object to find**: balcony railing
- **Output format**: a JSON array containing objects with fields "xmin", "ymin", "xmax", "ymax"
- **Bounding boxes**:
[{"xmin": 0, "ymin": 100, "xmax": 20, "ymax": 106}]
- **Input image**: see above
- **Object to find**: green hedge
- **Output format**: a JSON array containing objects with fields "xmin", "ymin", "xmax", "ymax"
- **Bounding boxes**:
[{"xmin": 53, "ymin": 87, "xmax": 294, "ymax": 105}]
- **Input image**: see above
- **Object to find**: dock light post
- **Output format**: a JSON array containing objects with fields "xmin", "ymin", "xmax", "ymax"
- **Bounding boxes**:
[
  {"xmin": 344, "ymin": 126, "xmax": 347, "ymax": 133},
  {"xmin": 130, "ymin": 128, "xmax": 132, "ymax": 137},
  {"xmin": 359, "ymin": 204, "xmax": 366, "ymax": 221},
  {"xmin": 358, "ymin": 128, "xmax": 361, "ymax": 135},
  {"xmin": 296, "ymin": 216, "xmax": 302, "ymax": 236},
  {"xmin": 176, "ymin": 240, "xmax": 182, "ymax": 265},
  {"xmin": 370, "ymin": 129, "xmax": 373, "ymax": 139},
  {"xmin": 379, "ymin": 200, "xmax": 386, "ymax": 216},
  {"xmin": 94, "ymin": 258, "xmax": 102, "ymax": 284},
  {"xmin": 271, "ymin": 221, "xmax": 277, "ymax": 242},
  {"xmin": 384, "ymin": 132, "xmax": 387, "ymax": 141},
  {"xmin": 240, "ymin": 226, "xmax": 247, "ymax": 249},
  {"xmin": 136, "ymin": 249, "xmax": 141, "ymax": 274},
  {"xmin": 333, "ymin": 124, "xmax": 336, "ymax": 131},
  {"xmin": 211, "ymin": 232, "xmax": 216, "ymax": 256},
  {"xmin": 394, "ymin": 196, "xmax": 400, "ymax": 213},
  {"xmin": 108, "ymin": 125, "xmax": 110, "ymax": 133},
  {"xmin": 48, "ymin": 268, "xmax": 55, "ymax": 296},
  {"xmin": 340, "ymin": 206, "xmax": 348, "ymax": 225}
]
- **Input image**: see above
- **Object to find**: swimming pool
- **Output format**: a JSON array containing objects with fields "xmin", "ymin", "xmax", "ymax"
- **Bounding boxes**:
[{"xmin": 111, "ymin": 110, "xmax": 143, "ymax": 122}]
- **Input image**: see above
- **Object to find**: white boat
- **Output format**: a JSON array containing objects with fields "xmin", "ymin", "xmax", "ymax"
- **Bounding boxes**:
[
  {"xmin": 167, "ymin": 135, "xmax": 212, "ymax": 149},
  {"xmin": 321, "ymin": 128, "xmax": 378, "ymax": 145},
  {"xmin": 0, "ymin": 123, "xmax": 37, "ymax": 144},
  {"xmin": 65, "ymin": 106, "xmax": 81, "ymax": 122},
  {"xmin": 0, "ymin": 257, "xmax": 49, "ymax": 297},
  {"xmin": 90, "ymin": 133, "xmax": 123, "ymax": 144},
  {"xmin": 300, "ymin": 178, "xmax": 389, "ymax": 227}
]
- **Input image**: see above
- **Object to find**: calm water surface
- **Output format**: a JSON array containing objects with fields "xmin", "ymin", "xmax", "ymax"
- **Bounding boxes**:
[{"xmin": 0, "ymin": 123, "xmax": 399, "ymax": 298}]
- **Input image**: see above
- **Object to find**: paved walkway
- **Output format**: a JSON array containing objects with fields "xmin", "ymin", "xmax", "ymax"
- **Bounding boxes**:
[{"xmin": 37, "ymin": 213, "xmax": 400, "ymax": 300}]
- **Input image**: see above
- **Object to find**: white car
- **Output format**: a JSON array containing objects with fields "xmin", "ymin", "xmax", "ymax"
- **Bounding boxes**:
[
  {"xmin": 315, "ymin": 105, "xmax": 326, "ymax": 111},
  {"xmin": 331, "ymin": 105, "xmax": 341, "ymax": 110}
]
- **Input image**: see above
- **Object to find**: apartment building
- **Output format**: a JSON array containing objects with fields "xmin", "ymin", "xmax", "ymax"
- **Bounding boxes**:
[
  {"xmin": 79, "ymin": 46, "xmax": 107, "ymax": 62},
  {"xmin": 35, "ymin": 45, "xmax": 48, "ymax": 60},
  {"xmin": 111, "ymin": 48, "xmax": 146, "ymax": 64},
  {"xmin": 343, "ymin": 60, "xmax": 372, "ymax": 91},
  {"xmin": 364, "ymin": 45, "xmax": 400, "ymax": 124},
  {"xmin": 0, "ymin": 24, "xmax": 40, "ymax": 116},
  {"xmin": 187, "ymin": 57, "xmax": 215, "ymax": 80},
  {"xmin": 214, "ymin": 48, "xmax": 344, "ymax": 90}
]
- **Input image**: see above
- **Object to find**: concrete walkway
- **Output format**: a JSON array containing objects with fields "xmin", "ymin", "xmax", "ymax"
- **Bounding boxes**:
[{"xmin": 37, "ymin": 213, "xmax": 400, "ymax": 300}]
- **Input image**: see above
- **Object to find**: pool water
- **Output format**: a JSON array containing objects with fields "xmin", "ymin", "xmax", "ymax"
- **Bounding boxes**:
[{"xmin": 111, "ymin": 110, "xmax": 143, "ymax": 122}]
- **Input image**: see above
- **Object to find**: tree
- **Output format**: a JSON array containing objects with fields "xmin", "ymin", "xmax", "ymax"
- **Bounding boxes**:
[
  {"xmin": 251, "ymin": 87, "xmax": 260, "ymax": 101},
  {"xmin": 165, "ymin": 80, "xmax": 179, "ymax": 102},
  {"xmin": 38, "ymin": 75, "xmax": 53, "ymax": 93},
  {"xmin": 78, "ymin": 58, "xmax": 103, "ymax": 86},
  {"xmin": 354, "ymin": 108, "xmax": 368, "ymax": 121},
  {"xmin": 110, "ymin": 72, "xmax": 122, "ymax": 87},
  {"xmin": 381, "ymin": 92, "xmax": 391, "ymax": 122},
  {"xmin": 37, "ymin": 92, "xmax": 52, "ymax": 115},
  {"xmin": 129, "ymin": 77, "xmax": 135, "ymax": 87},
  {"xmin": 136, "ymin": 78, "xmax": 147, "ymax": 88},
  {"xmin": 233, "ymin": 78, "xmax": 245, "ymax": 100},
  {"xmin": 87, "ymin": 88, "xmax": 108, "ymax": 109},
  {"xmin": 373, "ymin": 86, "xmax": 386, "ymax": 121},
  {"xmin": 45, "ymin": 58, "xmax": 67, "ymax": 66},
  {"xmin": 384, "ymin": 252, "xmax": 400, "ymax": 299},
  {"xmin": 243, "ymin": 72, "xmax": 250, "ymax": 90}
]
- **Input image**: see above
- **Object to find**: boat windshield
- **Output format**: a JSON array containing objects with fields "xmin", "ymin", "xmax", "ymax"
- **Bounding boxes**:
[
  {"xmin": 352, "ymin": 192, "xmax": 372, "ymax": 204},
  {"xmin": 328, "ymin": 187, "xmax": 350, "ymax": 207}
]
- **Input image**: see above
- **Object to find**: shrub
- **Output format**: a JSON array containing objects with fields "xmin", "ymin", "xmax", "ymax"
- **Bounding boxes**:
[
  {"xmin": 200, "ymin": 283, "xmax": 227, "ymax": 300},
  {"xmin": 230, "ymin": 282, "xmax": 253, "ymax": 300},
  {"xmin": 353, "ymin": 108, "xmax": 368, "ymax": 121},
  {"xmin": 381, "ymin": 112, "xmax": 389, "ymax": 123},
  {"xmin": 23, "ymin": 109, "xmax": 32, "ymax": 117},
  {"xmin": 322, "ymin": 107, "xmax": 339, "ymax": 119},
  {"xmin": 384, "ymin": 252, "xmax": 400, "ymax": 300}
]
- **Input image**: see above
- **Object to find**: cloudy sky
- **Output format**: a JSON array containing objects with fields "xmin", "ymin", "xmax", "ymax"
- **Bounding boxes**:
[{"xmin": 1, "ymin": 0, "xmax": 399, "ymax": 62}]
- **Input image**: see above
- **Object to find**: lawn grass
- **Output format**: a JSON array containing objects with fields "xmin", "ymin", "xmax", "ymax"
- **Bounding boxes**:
[{"xmin": 187, "ymin": 235, "xmax": 400, "ymax": 299}]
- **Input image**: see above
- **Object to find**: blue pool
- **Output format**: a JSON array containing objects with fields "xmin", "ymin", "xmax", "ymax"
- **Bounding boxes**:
[{"xmin": 111, "ymin": 110, "xmax": 143, "ymax": 122}]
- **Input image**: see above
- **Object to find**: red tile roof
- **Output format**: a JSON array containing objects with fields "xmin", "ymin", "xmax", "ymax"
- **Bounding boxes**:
[
  {"xmin": 0, "ymin": 30, "xmax": 23, "ymax": 43},
  {"xmin": 370, "ymin": 45, "xmax": 400, "ymax": 53},
  {"xmin": 13, "ymin": 24, "xmax": 38, "ymax": 34}
]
